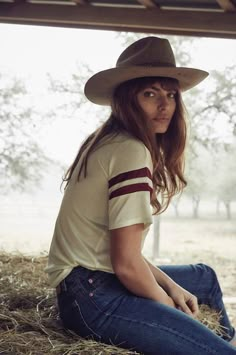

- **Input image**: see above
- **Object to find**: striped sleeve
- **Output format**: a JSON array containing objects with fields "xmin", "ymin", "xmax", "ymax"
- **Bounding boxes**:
[{"xmin": 108, "ymin": 139, "xmax": 153, "ymax": 230}]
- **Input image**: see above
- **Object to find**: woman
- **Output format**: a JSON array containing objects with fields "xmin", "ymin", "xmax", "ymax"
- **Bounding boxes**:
[{"xmin": 46, "ymin": 37, "xmax": 236, "ymax": 354}]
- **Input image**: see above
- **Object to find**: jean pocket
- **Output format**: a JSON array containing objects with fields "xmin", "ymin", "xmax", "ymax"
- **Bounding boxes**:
[
  {"xmin": 59, "ymin": 294, "xmax": 101, "ymax": 340},
  {"xmin": 85, "ymin": 270, "xmax": 114, "ymax": 295},
  {"xmin": 65, "ymin": 267, "xmax": 115, "ymax": 297}
]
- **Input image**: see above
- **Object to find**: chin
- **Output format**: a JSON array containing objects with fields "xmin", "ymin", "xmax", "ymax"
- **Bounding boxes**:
[
  {"xmin": 152, "ymin": 123, "xmax": 170, "ymax": 134},
  {"xmin": 154, "ymin": 128, "xmax": 169, "ymax": 134}
]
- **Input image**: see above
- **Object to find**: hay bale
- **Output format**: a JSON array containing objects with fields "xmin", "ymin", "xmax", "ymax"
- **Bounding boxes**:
[{"xmin": 0, "ymin": 253, "xmax": 225, "ymax": 354}]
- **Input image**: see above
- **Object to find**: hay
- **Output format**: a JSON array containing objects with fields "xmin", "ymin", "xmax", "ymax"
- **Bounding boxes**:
[{"xmin": 0, "ymin": 253, "xmax": 226, "ymax": 354}]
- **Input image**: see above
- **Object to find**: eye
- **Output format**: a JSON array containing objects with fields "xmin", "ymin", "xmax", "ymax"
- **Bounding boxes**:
[
  {"xmin": 143, "ymin": 90, "xmax": 155, "ymax": 98},
  {"xmin": 168, "ymin": 92, "xmax": 177, "ymax": 99}
]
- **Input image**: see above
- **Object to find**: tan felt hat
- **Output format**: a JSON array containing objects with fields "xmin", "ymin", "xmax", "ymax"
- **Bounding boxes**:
[{"xmin": 84, "ymin": 36, "xmax": 209, "ymax": 106}]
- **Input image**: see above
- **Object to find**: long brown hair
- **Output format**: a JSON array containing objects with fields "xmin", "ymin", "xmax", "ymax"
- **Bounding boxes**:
[{"xmin": 63, "ymin": 76, "xmax": 187, "ymax": 214}]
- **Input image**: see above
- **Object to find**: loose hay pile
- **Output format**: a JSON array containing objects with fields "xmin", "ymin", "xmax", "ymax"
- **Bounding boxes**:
[{"xmin": 0, "ymin": 253, "xmax": 226, "ymax": 354}]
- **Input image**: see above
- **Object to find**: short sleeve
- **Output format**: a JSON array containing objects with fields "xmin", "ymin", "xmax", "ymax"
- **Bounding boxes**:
[{"xmin": 108, "ymin": 139, "xmax": 153, "ymax": 230}]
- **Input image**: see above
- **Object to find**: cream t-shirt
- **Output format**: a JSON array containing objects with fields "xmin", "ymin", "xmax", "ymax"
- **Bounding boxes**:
[{"xmin": 45, "ymin": 133, "xmax": 153, "ymax": 287}]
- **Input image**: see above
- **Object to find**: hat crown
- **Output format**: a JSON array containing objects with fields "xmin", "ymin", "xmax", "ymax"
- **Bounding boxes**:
[
  {"xmin": 116, "ymin": 37, "xmax": 176, "ymax": 68},
  {"xmin": 84, "ymin": 36, "xmax": 209, "ymax": 105}
]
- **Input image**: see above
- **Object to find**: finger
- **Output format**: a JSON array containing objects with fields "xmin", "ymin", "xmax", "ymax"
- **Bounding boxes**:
[
  {"xmin": 178, "ymin": 302, "xmax": 193, "ymax": 316},
  {"xmin": 187, "ymin": 297, "xmax": 199, "ymax": 316}
]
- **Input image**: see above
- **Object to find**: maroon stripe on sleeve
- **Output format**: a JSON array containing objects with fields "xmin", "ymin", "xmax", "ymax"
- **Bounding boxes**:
[
  {"xmin": 108, "ymin": 167, "xmax": 152, "ymax": 188},
  {"xmin": 109, "ymin": 183, "xmax": 153, "ymax": 200}
]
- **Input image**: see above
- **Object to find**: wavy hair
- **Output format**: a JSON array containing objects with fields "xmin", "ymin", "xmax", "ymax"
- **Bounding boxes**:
[{"xmin": 63, "ymin": 77, "xmax": 187, "ymax": 214}]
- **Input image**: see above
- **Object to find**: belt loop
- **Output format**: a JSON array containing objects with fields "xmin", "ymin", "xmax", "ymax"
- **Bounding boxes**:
[
  {"xmin": 61, "ymin": 278, "xmax": 67, "ymax": 292},
  {"xmin": 56, "ymin": 278, "xmax": 68, "ymax": 295}
]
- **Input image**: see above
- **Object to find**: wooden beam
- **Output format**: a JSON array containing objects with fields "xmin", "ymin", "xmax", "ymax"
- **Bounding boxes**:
[
  {"xmin": 216, "ymin": 0, "xmax": 236, "ymax": 12},
  {"xmin": 74, "ymin": 0, "xmax": 89, "ymax": 5},
  {"xmin": 136, "ymin": 0, "xmax": 159, "ymax": 8},
  {"xmin": 0, "ymin": 3, "xmax": 236, "ymax": 39}
]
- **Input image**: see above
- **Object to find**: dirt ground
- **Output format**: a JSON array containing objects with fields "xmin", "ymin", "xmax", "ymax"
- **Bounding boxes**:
[{"xmin": 144, "ymin": 217, "xmax": 236, "ymax": 327}]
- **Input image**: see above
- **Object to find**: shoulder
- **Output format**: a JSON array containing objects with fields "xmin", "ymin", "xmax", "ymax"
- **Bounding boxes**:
[
  {"xmin": 96, "ymin": 132, "xmax": 151, "ymax": 160},
  {"xmin": 111, "ymin": 133, "xmax": 151, "ymax": 159},
  {"xmin": 107, "ymin": 133, "xmax": 153, "ymax": 177}
]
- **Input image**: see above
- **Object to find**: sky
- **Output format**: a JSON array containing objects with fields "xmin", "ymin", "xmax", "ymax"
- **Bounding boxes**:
[
  {"xmin": 1, "ymin": 23, "xmax": 236, "ymax": 69},
  {"xmin": 0, "ymin": 24, "xmax": 122, "ymax": 80},
  {"xmin": 1, "ymin": 23, "xmax": 235, "ymax": 74}
]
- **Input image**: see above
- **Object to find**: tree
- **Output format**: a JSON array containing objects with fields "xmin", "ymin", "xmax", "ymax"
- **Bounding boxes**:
[
  {"xmin": 171, "ymin": 194, "xmax": 182, "ymax": 218},
  {"xmin": 185, "ymin": 66, "xmax": 236, "ymax": 148},
  {"xmin": 47, "ymin": 62, "xmax": 110, "ymax": 135},
  {"xmin": 211, "ymin": 140, "xmax": 236, "ymax": 219},
  {"xmin": 47, "ymin": 63, "xmax": 90, "ymax": 118},
  {"xmin": 0, "ymin": 74, "xmax": 50, "ymax": 192},
  {"xmin": 183, "ymin": 64, "xmax": 236, "ymax": 217},
  {"xmin": 184, "ymin": 145, "xmax": 214, "ymax": 218}
]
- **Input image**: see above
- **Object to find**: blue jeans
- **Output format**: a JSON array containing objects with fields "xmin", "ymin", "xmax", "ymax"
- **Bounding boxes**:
[{"xmin": 57, "ymin": 263, "xmax": 236, "ymax": 355}]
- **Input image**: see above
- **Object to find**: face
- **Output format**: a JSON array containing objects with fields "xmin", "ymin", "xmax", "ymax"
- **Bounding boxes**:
[{"xmin": 137, "ymin": 80, "xmax": 177, "ymax": 134}]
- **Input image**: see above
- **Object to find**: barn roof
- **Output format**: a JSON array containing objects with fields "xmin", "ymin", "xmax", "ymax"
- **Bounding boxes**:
[{"xmin": 0, "ymin": 0, "xmax": 236, "ymax": 39}]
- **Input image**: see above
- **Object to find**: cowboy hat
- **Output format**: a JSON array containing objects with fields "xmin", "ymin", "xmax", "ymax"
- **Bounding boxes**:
[{"xmin": 84, "ymin": 36, "xmax": 209, "ymax": 106}]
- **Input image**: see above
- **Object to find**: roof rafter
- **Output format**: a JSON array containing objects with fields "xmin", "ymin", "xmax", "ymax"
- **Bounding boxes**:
[
  {"xmin": 0, "ymin": 2, "xmax": 236, "ymax": 39},
  {"xmin": 74, "ymin": 0, "xmax": 89, "ymax": 5},
  {"xmin": 216, "ymin": 0, "xmax": 236, "ymax": 12},
  {"xmin": 136, "ymin": 0, "xmax": 159, "ymax": 8}
]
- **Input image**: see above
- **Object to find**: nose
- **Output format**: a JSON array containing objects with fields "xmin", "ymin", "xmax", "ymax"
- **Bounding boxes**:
[{"xmin": 157, "ymin": 95, "xmax": 169, "ymax": 110}]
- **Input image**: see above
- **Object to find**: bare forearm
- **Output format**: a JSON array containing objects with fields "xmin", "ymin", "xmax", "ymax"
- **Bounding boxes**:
[
  {"xmin": 115, "ymin": 257, "xmax": 175, "ymax": 306},
  {"xmin": 145, "ymin": 258, "xmax": 177, "ymax": 293},
  {"xmin": 110, "ymin": 224, "xmax": 175, "ymax": 307}
]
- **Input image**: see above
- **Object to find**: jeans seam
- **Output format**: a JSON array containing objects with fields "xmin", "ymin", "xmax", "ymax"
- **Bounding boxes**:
[
  {"xmin": 82, "ymin": 291, "xmax": 219, "ymax": 353},
  {"xmin": 100, "ymin": 312, "xmax": 219, "ymax": 354},
  {"xmin": 85, "ymin": 293, "xmax": 219, "ymax": 354},
  {"xmin": 73, "ymin": 299, "xmax": 101, "ymax": 340}
]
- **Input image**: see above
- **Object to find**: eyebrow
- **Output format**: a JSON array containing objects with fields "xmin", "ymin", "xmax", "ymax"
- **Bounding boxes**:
[
  {"xmin": 150, "ymin": 86, "xmax": 160, "ymax": 92},
  {"xmin": 150, "ymin": 85, "xmax": 176, "ymax": 92}
]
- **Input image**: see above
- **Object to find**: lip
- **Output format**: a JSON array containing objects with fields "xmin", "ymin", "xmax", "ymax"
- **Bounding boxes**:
[{"xmin": 152, "ymin": 117, "xmax": 170, "ymax": 122}]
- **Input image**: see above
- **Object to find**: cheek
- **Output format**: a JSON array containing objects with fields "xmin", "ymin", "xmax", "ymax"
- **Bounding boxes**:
[
  {"xmin": 170, "ymin": 102, "xmax": 177, "ymax": 116},
  {"xmin": 143, "ymin": 102, "xmax": 156, "ymax": 115},
  {"xmin": 138, "ymin": 101, "xmax": 153, "ymax": 117}
]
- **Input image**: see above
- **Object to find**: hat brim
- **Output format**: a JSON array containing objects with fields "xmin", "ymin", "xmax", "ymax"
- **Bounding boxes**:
[{"xmin": 84, "ymin": 66, "xmax": 209, "ymax": 106}]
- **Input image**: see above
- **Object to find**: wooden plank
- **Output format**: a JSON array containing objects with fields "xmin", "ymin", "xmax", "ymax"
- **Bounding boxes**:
[
  {"xmin": 136, "ymin": 0, "xmax": 159, "ymax": 8},
  {"xmin": 74, "ymin": 0, "xmax": 89, "ymax": 5},
  {"xmin": 0, "ymin": 3, "xmax": 236, "ymax": 39},
  {"xmin": 216, "ymin": 0, "xmax": 236, "ymax": 12}
]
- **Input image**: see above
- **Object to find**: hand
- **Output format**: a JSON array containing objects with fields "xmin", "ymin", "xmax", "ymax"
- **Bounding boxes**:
[{"xmin": 168, "ymin": 285, "xmax": 199, "ymax": 318}]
